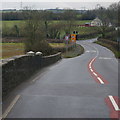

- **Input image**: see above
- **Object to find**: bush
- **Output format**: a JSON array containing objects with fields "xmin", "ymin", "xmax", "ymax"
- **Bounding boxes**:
[
  {"xmin": 98, "ymin": 38, "xmax": 119, "ymax": 50},
  {"xmin": 103, "ymin": 31, "xmax": 117, "ymax": 41},
  {"xmin": 25, "ymin": 40, "xmax": 54, "ymax": 56}
]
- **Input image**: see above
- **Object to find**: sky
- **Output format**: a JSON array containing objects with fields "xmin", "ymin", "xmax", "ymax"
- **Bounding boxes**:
[{"xmin": 1, "ymin": 0, "xmax": 119, "ymax": 10}]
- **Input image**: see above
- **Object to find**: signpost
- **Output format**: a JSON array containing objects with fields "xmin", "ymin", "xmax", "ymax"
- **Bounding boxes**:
[
  {"xmin": 64, "ymin": 33, "xmax": 77, "ymax": 53},
  {"xmin": 70, "ymin": 34, "xmax": 76, "ymax": 43},
  {"xmin": 65, "ymin": 36, "xmax": 69, "ymax": 41},
  {"xmin": 70, "ymin": 34, "xmax": 76, "ymax": 49},
  {"xmin": 65, "ymin": 35, "xmax": 69, "ymax": 53}
]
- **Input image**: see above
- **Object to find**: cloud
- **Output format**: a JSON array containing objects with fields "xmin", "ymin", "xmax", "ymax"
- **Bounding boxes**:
[
  {"xmin": 1, "ymin": 1, "xmax": 118, "ymax": 10},
  {"xmin": 1, "ymin": 0, "xmax": 119, "ymax": 2}
]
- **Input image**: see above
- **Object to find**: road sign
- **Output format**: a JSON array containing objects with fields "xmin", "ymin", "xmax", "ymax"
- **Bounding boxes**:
[
  {"xmin": 65, "ymin": 36, "xmax": 69, "ymax": 41},
  {"xmin": 70, "ymin": 34, "xmax": 76, "ymax": 43},
  {"xmin": 73, "ymin": 31, "xmax": 78, "ymax": 34}
]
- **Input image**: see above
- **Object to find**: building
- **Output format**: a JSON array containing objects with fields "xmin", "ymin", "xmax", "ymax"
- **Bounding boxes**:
[{"xmin": 91, "ymin": 17, "xmax": 103, "ymax": 26}]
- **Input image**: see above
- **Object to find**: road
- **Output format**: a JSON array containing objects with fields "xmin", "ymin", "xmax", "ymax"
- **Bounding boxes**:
[{"xmin": 3, "ymin": 38, "xmax": 119, "ymax": 118}]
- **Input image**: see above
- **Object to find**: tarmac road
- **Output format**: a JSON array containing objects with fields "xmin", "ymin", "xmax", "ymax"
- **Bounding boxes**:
[{"xmin": 3, "ymin": 38, "xmax": 119, "ymax": 118}]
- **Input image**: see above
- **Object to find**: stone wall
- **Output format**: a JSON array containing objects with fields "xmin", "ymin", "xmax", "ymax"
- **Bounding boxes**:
[{"xmin": 2, "ymin": 52, "xmax": 61, "ymax": 97}]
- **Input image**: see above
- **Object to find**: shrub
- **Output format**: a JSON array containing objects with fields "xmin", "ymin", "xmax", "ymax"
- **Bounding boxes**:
[{"xmin": 25, "ymin": 39, "xmax": 54, "ymax": 56}]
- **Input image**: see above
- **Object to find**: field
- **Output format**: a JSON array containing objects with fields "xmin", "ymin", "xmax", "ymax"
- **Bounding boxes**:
[
  {"xmin": 2, "ymin": 20, "xmax": 95, "ymax": 39},
  {"xmin": 49, "ymin": 43, "xmax": 65, "ymax": 48},
  {"xmin": 1, "ymin": 20, "xmax": 95, "ymax": 59},
  {"xmin": 1, "ymin": 20, "xmax": 91, "ymax": 29},
  {"xmin": 2, "ymin": 20, "xmax": 25, "ymax": 27},
  {"xmin": 1, "ymin": 43, "xmax": 66, "ymax": 59},
  {"xmin": 1, "ymin": 43, "xmax": 25, "ymax": 59}
]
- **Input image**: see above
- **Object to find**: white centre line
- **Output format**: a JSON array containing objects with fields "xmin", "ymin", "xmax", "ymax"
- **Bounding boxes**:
[
  {"xmin": 90, "ymin": 69, "xmax": 93, "ymax": 72},
  {"xmin": 109, "ymin": 96, "xmax": 120, "ymax": 111},
  {"xmin": 93, "ymin": 72, "xmax": 98, "ymax": 76},
  {"xmin": 97, "ymin": 77, "xmax": 104, "ymax": 84},
  {"xmin": 89, "ymin": 65, "xmax": 91, "ymax": 68},
  {"xmin": 89, "ymin": 62, "xmax": 92, "ymax": 66},
  {"xmin": 2, "ymin": 95, "xmax": 21, "ymax": 118}
]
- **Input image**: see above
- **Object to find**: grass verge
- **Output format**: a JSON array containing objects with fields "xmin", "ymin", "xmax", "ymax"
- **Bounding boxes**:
[
  {"xmin": 1, "ymin": 43, "xmax": 25, "ymax": 59},
  {"xmin": 95, "ymin": 41, "xmax": 120, "ymax": 58},
  {"xmin": 62, "ymin": 44, "xmax": 84, "ymax": 58}
]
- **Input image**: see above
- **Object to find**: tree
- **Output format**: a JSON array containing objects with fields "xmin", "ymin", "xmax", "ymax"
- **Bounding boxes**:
[
  {"xmin": 92, "ymin": 2, "xmax": 119, "ymax": 39},
  {"xmin": 48, "ymin": 22, "xmax": 64, "ymax": 39},
  {"xmin": 14, "ymin": 25, "xmax": 20, "ymax": 37},
  {"xmin": 39, "ymin": 10, "xmax": 53, "ymax": 38},
  {"xmin": 93, "ymin": 6, "xmax": 112, "ymax": 38},
  {"xmin": 24, "ymin": 9, "xmax": 53, "ymax": 55},
  {"xmin": 62, "ymin": 9, "xmax": 77, "ymax": 34}
]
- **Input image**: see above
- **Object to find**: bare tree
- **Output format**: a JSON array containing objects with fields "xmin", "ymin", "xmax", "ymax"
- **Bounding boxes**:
[
  {"xmin": 62, "ymin": 9, "xmax": 77, "ymax": 34},
  {"xmin": 23, "ymin": 8, "xmax": 53, "ymax": 55}
]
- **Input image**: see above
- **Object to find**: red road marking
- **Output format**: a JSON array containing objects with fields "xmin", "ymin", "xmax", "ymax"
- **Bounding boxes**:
[
  {"xmin": 105, "ymin": 96, "xmax": 120, "ymax": 118},
  {"xmin": 88, "ymin": 58, "xmax": 109, "ymax": 84}
]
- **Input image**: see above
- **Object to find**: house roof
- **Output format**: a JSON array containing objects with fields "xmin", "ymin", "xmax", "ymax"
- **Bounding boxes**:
[{"xmin": 91, "ymin": 17, "xmax": 102, "ymax": 23}]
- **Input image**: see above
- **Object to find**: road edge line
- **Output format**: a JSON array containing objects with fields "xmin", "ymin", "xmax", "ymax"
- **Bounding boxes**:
[
  {"xmin": 108, "ymin": 95, "xmax": 120, "ymax": 111},
  {"xmin": 2, "ymin": 95, "xmax": 21, "ymax": 118}
]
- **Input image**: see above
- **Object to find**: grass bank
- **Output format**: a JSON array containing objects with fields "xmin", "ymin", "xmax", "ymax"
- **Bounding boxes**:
[
  {"xmin": 62, "ymin": 44, "xmax": 84, "ymax": 58},
  {"xmin": 95, "ymin": 41, "xmax": 120, "ymax": 59}
]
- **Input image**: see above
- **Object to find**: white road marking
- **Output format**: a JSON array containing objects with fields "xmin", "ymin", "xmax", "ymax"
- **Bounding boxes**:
[
  {"xmin": 86, "ymin": 50, "xmax": 96, "ymax": 53},
  {"xmin": 2, "ymin": 95, "xmax": 21, "ymax": 118},
  {"xmin": 31, "ymin": 72, "xmax": 46, "ymax": 83},
  {"xmin": 93, "ymin": 72, "xmax": 97, "ymax": 76},
  {"xmin": 91, "ymin": 58, "xmax": 95, "ymax": 63},
  {"xmin": 89, "ymin": 63, "xmax": 92, "ymax": 66},
  {"xmin": 89, "ymin": 64, "xmax": 91, "ymax": 68},
  {"xmin": 90, "ymin": 69, "xmax": 93, "ymax": 72},
  {"xmin": 86, "ymin": 43, "xmax": 107, "ymax": 85},
  {"xmin": 109, "ymin": 96, "xmax": 120, "ymax": 111},
  {"xmin": 32, "ymin": 76, "xmax": 40, "ymax": 82},
  {"xmin": 97, "ymin": 77, "xmax": 104, "ymax": 84},
  {"xmin": 99, "ymin": 57, "xmax": 113, "ymax": 60}
]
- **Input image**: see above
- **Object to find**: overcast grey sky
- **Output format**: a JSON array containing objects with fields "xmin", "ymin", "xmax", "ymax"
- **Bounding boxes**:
[{"xmin": 1, "ymin": 0, "xmax": 119, "ymax": 10}]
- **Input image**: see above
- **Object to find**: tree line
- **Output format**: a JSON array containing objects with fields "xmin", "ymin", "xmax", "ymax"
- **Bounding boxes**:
[
  {"xmin": 2, "ymin": 2, "xmax": 119, "ymax": 26},
  {"xmin": 2, "ymin": 10, "xmax": 94, "ymax": 21}
]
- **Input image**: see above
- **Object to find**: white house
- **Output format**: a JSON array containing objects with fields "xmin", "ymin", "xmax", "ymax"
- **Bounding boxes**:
[{"xmin": 91, "ymin": 17, "xmax": 103, "ymax": 26}]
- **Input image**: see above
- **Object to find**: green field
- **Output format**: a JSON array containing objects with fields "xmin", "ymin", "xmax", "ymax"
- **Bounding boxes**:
[
  {"xmin": 2, "ymin": 20, "xmax": 94, "ymax": 39},
  {"xmin": 49, "ymin": 43, "xmax": 66, "ymax": 48},
  {"xmin": 2, "ymin": 20, "xmax": 25, "ymax": 27},
  {"xmin": 1, "ymin": 20, "xmax": 95, "ymax": 59},
  {"xmin": 2, "ymin": 20, "xmax": 91, "ymax": 28}
]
